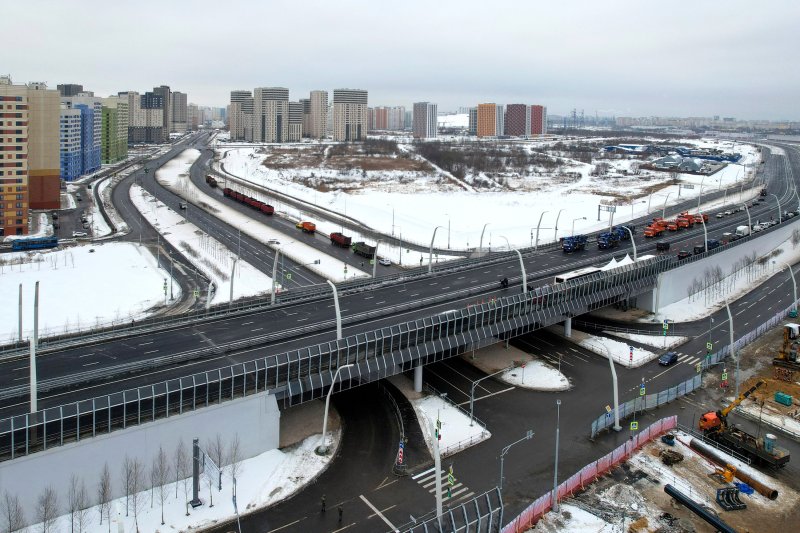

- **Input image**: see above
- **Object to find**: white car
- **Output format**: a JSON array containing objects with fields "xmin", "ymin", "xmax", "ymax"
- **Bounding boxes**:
[
  {"xmin": 72, "ymin": 231, "xmax": 87, "ymax": 237},
  {"xmin": 715, "ymin": 212, "xmax": 724, "ymax": 218},
  {"xmin": 724, "ymin": 210, "xmax": 732, "ymax": 216},
  {"xmin": 378, "ymin": 258, "xmax": 392, "ymax": 266}
]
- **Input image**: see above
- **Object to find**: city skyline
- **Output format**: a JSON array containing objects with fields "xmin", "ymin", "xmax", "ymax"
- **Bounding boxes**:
[{"xmin": 5, "ymin": 0, "xmax": 800, "ymax": 120}]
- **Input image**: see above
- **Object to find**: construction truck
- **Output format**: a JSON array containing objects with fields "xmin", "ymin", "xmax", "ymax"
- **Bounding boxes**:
[
  {"xmin": 699, "ymin": 380, "xmax": 790, "ymax": 468},
  {"xmin": 773, "ymin": 323, "xmax": 800, "ymax": 369},
  {"xmin": 352, "ymin": 241, "xmax": 376, "ymax": 258},
  {"xmin": 562, "ymin": 235, "xmax": 588, "ymax": 253},
  {"xmin": 597, "ymin": 231, "xmax": 620, "ymax": 250}
]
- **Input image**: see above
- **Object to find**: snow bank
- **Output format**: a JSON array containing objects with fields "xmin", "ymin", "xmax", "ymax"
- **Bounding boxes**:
[
  {"xmin": 412, "ymin": 394, "xmax": 491, "ymax": 457},
  {"xmin": 501, "ymin": 360, "xmax": 570, "ymax": 391},
  {"xmin": 578, "ymin": 334, "xmax": 658, "ymax": 368}
]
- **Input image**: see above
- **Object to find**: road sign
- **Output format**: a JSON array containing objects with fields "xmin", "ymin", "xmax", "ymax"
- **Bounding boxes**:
[
  {"xmin": 630, "ymin": 421, "xmax": 639, "ymax": 431},
  {"xmin": 639, "ymin": 385, "xmax": 646, "ymax": 396},
  {"xmin": 696, "ymin": 362, "xmax": 702, "ymax": 373},
  {"xmin": 605, "ymin": 405, "xmax": 612, "ymax": 413},
  {"xmin": 706, "ymin": 342, "xmax": 713, "ymax": 351},
  {"xmin": 397, "ymin": 441, "xmax": 404, "ymax": 465},
  {"xmin": 193, "ymin": 289, "xmax": 200, "ymax": 298},
  {"xmin": 682, "ymin": 184, "xmax": 695, "ymax": 190},
  {"xmin": 286, "ymin": 272, "xmax": 292, "ymax": 280},
  {"xmin": 722, "ymin": 372, "xmax": 728, "ymax": 381}
]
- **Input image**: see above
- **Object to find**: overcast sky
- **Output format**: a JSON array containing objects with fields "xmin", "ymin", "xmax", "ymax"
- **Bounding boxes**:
[{"xmin": 8, "ymin": 1, "xmax": 800, "ymax": 120}]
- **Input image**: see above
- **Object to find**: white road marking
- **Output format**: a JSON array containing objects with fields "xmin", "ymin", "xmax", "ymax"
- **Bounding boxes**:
[
  {"xmin": 83, "ymin": 361, "xmax": 99, "ymax": 367},
  {"xmin": 143, "ymin": 349, "xmax": 159, "ymax": 355},
  {"xmin": 138, "ymin": 341, "xmax": 153, "ymax": 346},
  {"xmin": 359, "ymin": 495, "xmax": 396, "ymax": 530},
  {"xmin": 251, "ymin": 327, "xmax": 263, "ymax": 331}
]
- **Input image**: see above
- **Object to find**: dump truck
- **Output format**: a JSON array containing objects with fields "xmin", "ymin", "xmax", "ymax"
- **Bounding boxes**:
[
  {"xmin": 597, "ymin": 231, "xmax": 620, "ymax": 250},
  {"xmin": 329, "ymin": 232, "xmax": 352, "ymax": 248},
  {"xmin": 699, "ymin": 380, "xmax": 790, "ymax": 468},
  {"xmin": 206, "ymin": 175, "xmax": 218, "ymax": 188},
  {"xmin": 296, "ymin": 221, "xmax": 316, "ymax": 233},
  {"xmin": 693, "ymin": 213, "xmax": 708, "ymax": 224},
  {"xmin": 644, "ymin": 224, "xmax": 665, "ymax": 238},
  {"xmin": 352, "ymin": 241, "xmax": 376, "ymax": 258},
  {"xmin": 562, "ymin": 235, "xmax": 588, "ymax": 253}
]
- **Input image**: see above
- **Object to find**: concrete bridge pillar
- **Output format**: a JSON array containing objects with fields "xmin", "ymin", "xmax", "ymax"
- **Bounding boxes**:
[
  {"xmin": 564, "ymin": 317, "xmax": 572, "ymax": 338},
  {"xmin": 414, "ymin": 364, "xmax": 423, "ymax": 393}
]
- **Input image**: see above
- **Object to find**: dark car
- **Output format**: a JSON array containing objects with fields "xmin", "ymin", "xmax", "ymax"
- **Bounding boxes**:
[
  {"xmin": 658, "ymin": 352, "xmax": 678, "ymax": 366},
  {"xmin": 676, "ymin": 250, "xmax": 691, "ymax": 260},
  {"xmin": 656, "ymin": 241, "xmax": 670, "ymax": 252}
]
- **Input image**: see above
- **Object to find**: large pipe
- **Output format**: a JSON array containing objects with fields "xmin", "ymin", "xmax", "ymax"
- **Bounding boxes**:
[
  {"xmin": 663, "ymin": 484, "xmax": 736, "ymax": 533},
  {"xmin": 688, "ymin": 437, "xmax": 779, "ymax": 500}
]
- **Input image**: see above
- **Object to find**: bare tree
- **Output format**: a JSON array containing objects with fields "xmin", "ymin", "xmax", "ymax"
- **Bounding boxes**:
[
  {"xmin": 35, "ymin": 486, "xmax": 59, "ymax": 533},
  {"xmin": 174, "ymin": 440, "xmax": 191, "ymax": 515},
  {"xmin": 130, "ymin": 458, "xmax": 146, "ymax": 532},
  {"xmin": 1, "ymin": 491, "xmax": 26, "ymax": 533},
  {"xmin": 153, "ymin": 445, "xmax": 171, "ymax": 525},
  {"xmin": 97, "ymin": 462, "xmax": 112, "ymax": 532},
  {"xmin": 208, "ymin": 433, "xmax": 225, "ymax": 476},
  {"xmin": 68, "ymin": 474, "xmax": 80, "ymax": 533},
  {"xmin": 228, "ymin": 433, "xmax": 243, "ymax": 491},
  {"xmin": 75, "ymin": 479, "xmax": 92, "ymax": 533}
]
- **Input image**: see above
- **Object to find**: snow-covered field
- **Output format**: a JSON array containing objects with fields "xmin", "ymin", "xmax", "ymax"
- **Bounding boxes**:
[
  {"xmin": 412, "ymin": 394, "xmax": 491, "ymax": 457},
  {"xmin": 605, "ymin": 331, "xmax": 689, "ymax": 350},
  {"xmin": 501, "ymin": 360, "xmax": 570, "ymax": 391},
  {"xmin": 130, "ymin": 184, "xmax": 273, "ymax": 304},
  {"xmin": 577, "ymin": 333, "xmax": 658, "ymax": 368},
  {"xmin": 0, "ymin": 243, "xmax": 176, "ymax": 343},
  {"xmin": 217, "ymin": 139, "xmax": 760, "ymax": 250}
]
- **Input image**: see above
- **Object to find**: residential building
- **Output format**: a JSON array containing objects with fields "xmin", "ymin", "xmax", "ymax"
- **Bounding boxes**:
[
  {"xmin": 388, "ymin": 106, "xmax": 406, "ymax": 131},
  {"xmin": 187, "ymin": 103, "xmax": 199, "ymax": 131},
  {"xmin": 476, "ymin": 103, "xmax": 498, "ymax": 137},
  {"xmin": 59, "ymin": 106, "xmax": 82, "ymax": 182},
  {"xmin": 152, "ymin": 85, "xmax": 171, "ymax": 138},
  {"xmin": 288, "ymin": 101, "xmax": 304, "ymax": 141},
  {"xmin": 253, "ymin": 87, "xmax": 289, "ymax": 142},
  {"xmin": 370, "ymin": 106, "xmax": 389, "ymax": 131},
  {"xmin": 229, "ymin": 90, "xmax": 252, "ymax": 140},
  {"xmin": 531, "ymin": 105, "xmax": 547, "ymax": 135},
  {"xmin": 309, "ymin": 90, "xmax": 328, "ymax": 139},
  {"xmin": 495, "ymin": 105, "xmax": 504, "ymax": 138},
  {"xmin": 412, "ymin": 102, "xmax": 437, "ymax": 139},
  {"xmin": 124, "ymin": 90, "xmax": 166, "ymax": 143},
  {"xmin": 504, "ymin": 104, "xmax": 530, "ymax": 137},
  {"xmin": 62, "ymin": 96, "xmax": 102, "ymax": 176},
  {"xmin": 101, "ymin": 96, "xmax": 128, "ymax": 164},
  {"xmin": 332, "ymin": 89, "xmax": 368, "ymax": 142},
  {"xmin": 468, "ymin": 107, "xmax": 478, "ymax": 135},
  {"xmin": 170, "ymin": 91, "xmax": 188, "ymax": 133},
  {"xmin": 57, "ymin": 84, "xmax": 83, "ymax": 97},
  {"xmin": 300, "ymin": 98, "xmax": 311, "ymax": 138}
]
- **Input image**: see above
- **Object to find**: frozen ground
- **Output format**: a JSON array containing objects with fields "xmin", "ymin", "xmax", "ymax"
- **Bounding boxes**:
[
  {"xmin": 605, "ymin": 331, "xmax": 689, "ymax": 350},
  {"xmin": 577, "ymin": 333, "xmax": 658, "ymax": 368},
  {"xmin": 412, "ymin": 394, "xmax": 491, "ymax": 457},
  {"xmin": 0, "ymin": 243, "xmax": 177, "ymax": 343},
  {"xmin": 501, "ymin": 360, "xmax": 570, "ymax": 391},
  {"xmin": 130, "ymin": 184, "xmax": 273, "ymax": 304}
]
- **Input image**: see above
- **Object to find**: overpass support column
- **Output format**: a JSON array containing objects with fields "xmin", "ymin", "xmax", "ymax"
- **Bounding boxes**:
[
  {"xmin": 564, "ymin": 317, "xmax": 572, "ymax": 338},
  {"xmin": 414, "ymin": 364, "xmax": 423, "ymax": 393}
]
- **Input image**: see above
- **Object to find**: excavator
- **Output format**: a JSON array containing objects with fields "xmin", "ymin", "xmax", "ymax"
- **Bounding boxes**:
[
  {"xmin": 699, "ymin": 380, "xmax": 790, "ymax": 468},
  {"xmin": 772, "ymin": 323, "xmax": 800, "ymax": 372}
]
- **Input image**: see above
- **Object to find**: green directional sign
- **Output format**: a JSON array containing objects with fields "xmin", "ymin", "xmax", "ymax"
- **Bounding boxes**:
[
  {"xmin": 630, "ymin": 421, "xmax": 639, "ymax": 431},
  {"xmin": 706, "ymin": 342, "xmax": 713, "ymax": 351},
  {"xmin": 285, "ymin": 273, "xmax": 292, "ymax": 280},
  {"xmin": 639, "ymin": 386, "xmax": 646, "ymax": 396},
  {"xmin": 722, "ymin": 372, "xmax": 728, "ymax": 381},
  {"xmin": 193, "ymin": 289, "xmax": 200, "ymax": 298}
]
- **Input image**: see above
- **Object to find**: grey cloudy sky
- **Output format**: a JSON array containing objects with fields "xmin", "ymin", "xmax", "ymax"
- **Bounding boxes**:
[{"xmin": 9, "ymin": 0, "xmax": 800, "ymax": 119}]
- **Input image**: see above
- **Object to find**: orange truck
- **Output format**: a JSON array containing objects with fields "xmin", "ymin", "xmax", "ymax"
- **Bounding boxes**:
[
  {"xmin": 644, "ymin": 224, "xmax": 664, "ymax": 238},
  {"xmin": 296, "ymin": 221, "xmax": 316, "ymax": 233},
  {"xmin": 693, "ymin": 213, "xmax": 708, "ymax": 224},
  {"xmin": 667, "ymin": 220, "xmax": 679, "ymax": 231}
]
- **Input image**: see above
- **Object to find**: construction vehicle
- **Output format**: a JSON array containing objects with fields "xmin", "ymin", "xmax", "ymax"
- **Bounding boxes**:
[
  {"xmin": 712, "ymin": 464, "xmax": 736, "ymax": 483},
  {"xmin": 773, "ymin": 324, "xmax": 800, "ymax": 370},
  {"xmin": 699, "ymin": 380, "xmax": 790, "ymax": 468},
  {"xmin": 597, "ymin": 231, "xmax": 620, "ymax": 250},
  {"xmin": 561, "ymin": 234, "xmax": 588, "ymax": 253},
  {"xmin": 296, "ymin": 221, "xmax": 316, "ymax": 233},
  {"xmin": 693, "ymin": 213, "xmax": 709, "ymax": 224},
  {"xmin": 666, "ymin": 220, "xmax": 679, "ymax": 231},
  {"xmin": 760, "ymin": 187, "xmax": 768, "ymax": 197},
  {"xmin": 329, "ymin": 232, "xmax": 352, "ymax": 248},
  {"xmin": 352, "ymin": 241, "xmax": 376, "ymax": 258},
  {"xmin": 206, "ymin": 175, "xmax": 218, "ymax": 188}
]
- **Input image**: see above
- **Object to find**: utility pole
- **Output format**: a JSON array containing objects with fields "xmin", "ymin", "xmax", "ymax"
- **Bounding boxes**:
[
  {"xmin": 552, "ymin": 399, "xmax": 561, "ymax": 512},
  {"xmin": 18, "ymin": 284, "xmax": 22, "ymax": 343},
  {"xmin": 30, "ymin": 281, "xmax": 40, "ymax": 413}
]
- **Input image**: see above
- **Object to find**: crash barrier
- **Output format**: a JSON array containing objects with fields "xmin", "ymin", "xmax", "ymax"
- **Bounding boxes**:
[
  {"xmin": 590, "ymin": 299, "xmax": 799, "ymax": 438},
  {"xmin": 502, "ymin": 416, "xmax": 677, "ymax": 532},
  {"xmin": 0, "ymin": 255, "xmax": 659, "ymax": 462},
  {"xmin": 400, "ymin": 488, "xmax": 504, "ymax": 533}
]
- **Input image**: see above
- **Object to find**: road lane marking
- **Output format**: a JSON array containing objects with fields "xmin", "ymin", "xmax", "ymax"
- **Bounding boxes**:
[
  {"xmin": 242, "ymin": 321, "xmax": 254, "ymax": 325},
  {"xmin": 13, "ymin": 366, "xmax": 27, "ymax": 372},
  {"xmin": 83, "ymin": 361, "xmax": 99, "ymax": 367},
  {"xmin": 251, "ymin": 327, "xmax": 263, "ymax": 332},
  {"xmin": 138, "ymin": 341, "xmax": 153, "ymax": 346},
  {"xmin": 375, "ymin": 301, "xmax": 385, "ymax": 305},
  {"xmin": 360, "ymin": 495, "xmax": 396, "ymax": 530},
  {"xmin": 143, "ymin": 349, "xmax": 159, "ymax": 355},
  {"xmin": 366, "ymin": 504, "xmax": 396, "ymax": 520},
  {"xmin": 266, "ymin": 518, "xmax": 305, "ymax": 533},
  {"xmin": 412, "ymin": 466, "xmax": 436, "ymax": 480},
  {"xmin": 364, "ymin": 296, "xmax": 374, "ymax": 300}
]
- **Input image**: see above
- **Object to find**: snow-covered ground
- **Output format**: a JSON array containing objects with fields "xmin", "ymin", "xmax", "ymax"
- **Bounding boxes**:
[
  {"xmin": 2, "ymin": 214, "xmax": 52, "ymax": 242},
  {"xmin": 605, "ymin": 332, "xmax": 689, "ymax": 350},
  {"xmin": 501, "ymin": 360, "xmax": 570, "ymax": 391},
  {"xmin": 0, "ymin": 243, "xmax": 177, "ymax": 343},
  {"xmin": 217, "ymin": 140, "xmax": 760, "ymax": 251},
  {"xmin": 577, "ymin": 333, "xmax": 658, "ymax": 368},
  {"xmin": 437, "ymin": 113, "xmax": 469, "ymax": 129},
  {"xmin": 412, "ymin": 394, "xmax": 491, "ymax": 457},
  {"xmin": 156, "ymin": 149, "xmax": 371, "ymax": 282},
  {"xmin": 130, "ymin": 184, "xmax": 274, "ymax": 304}
]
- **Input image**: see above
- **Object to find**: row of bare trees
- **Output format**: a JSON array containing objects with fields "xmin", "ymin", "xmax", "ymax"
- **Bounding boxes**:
[
  {"xmin": 686, "ymin": 252, "xmax": 767, "ymax": 304},
  {"xmin": 0, "ymin": 434, "xmax": 243, "ymax": 533}
]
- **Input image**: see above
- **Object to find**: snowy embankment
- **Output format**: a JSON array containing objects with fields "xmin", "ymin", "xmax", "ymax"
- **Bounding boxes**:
[
  {"xmin": 501, "ymin": 360, "xmax": 570, "ymax": 391},
  {"xmin": 3, "ymin": 214, "xmax": 52, "ymax": 242},
  {"xmin": 156, "ymin": 149, "xmax": 369, "ymax": 282},
  {"xmin": 96, "ymin": 171, "xmax": 132, "ymax": 237},
  {"xmin": 130, "ymin": 185, "xmax": 273, "ymax": 304},
  {"xmin": 412, "ymin": 394, "xmax": 491, "ymax": 457},
  {"xmin": 0, "ymin": 243, "xmax": 174, "ymax": 343},
  {"xmin": 605, "ymin": 332, "xmax": 689, "ymax": 350},
  {"xmin": 578, "ymin": 333, "xmax": 658, "ymax": 368}
]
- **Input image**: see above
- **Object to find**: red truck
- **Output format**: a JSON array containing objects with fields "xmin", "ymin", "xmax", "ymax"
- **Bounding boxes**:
[
  {"xmin": 296, "ymin": 221, "xmax": 316, "ymax": 234},
  {"xmin": 330, "ymin": 232, "xmax": 352, "ymax": 247}
]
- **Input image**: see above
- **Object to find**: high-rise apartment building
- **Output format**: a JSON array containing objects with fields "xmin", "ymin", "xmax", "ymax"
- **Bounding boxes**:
[
  {"xmin": 468, "ymin": 107, "xmax": 478, "ymax": 135},
  {"xmin": 124, "ymin": 90, "xmax": 166, "ymax": 143},
  {"xmin": 288, "ymin": 101, "xmax": 304, "ymax": 141},
  {"xmin": 300, "ymin": 98, "xmax": 311, "ymax": 138},
  {"xmin": 59, "ymin": 106, "xmax": 82, "ymax": 182},
  {"xmin": 530, "ymin": 105, "xmax": 547, "ymax": 135},
  {"xmin": 57, "ymin": 84, "xmax": 83, "ymax": 97},
  {"xmin": 495, "ymin": 105, "xmax": 504, "ymax": 138},
  {"xmin": 504, "ymin": 104, "xmax": 530, "ymax": 137},
  {"xmin": 412, "ymin": 102, "xmax": 438, "ymax": 139},
  {"xmin": 332, "ymin": 89, "xmax": 368, "ymax": 142},
  {"xmin": 253, "ymin": 87, "xmax": 289, "ymax": 142},
  {"xmin": 388, "ymin": 106, "xmax": 406, "ymax": 131},
  {"xmin": 152, "ymin": 85, "xmax": 171, "ymax": 139},
  {"xmin": 61, "ymin": 96, "xmax": 102, "ymax": 176},
  {"xmin": 309, "ymin": 90, "xmax": 328, "ymax": 140},
  {"xmin": 229, "ymin": 90, "xmax": 252, "ymax": 141},
  {"xmin": 476, "ymin": 103, "xmax": 498, "ymax": 137},
  {"xmin": 170, "ymin": 91, "xmax": 188, "ymax": 133},
  {"xmin": 101, "ymin": 96, "xmax": 128, "ymax": 164},
  {"xmin": 370, "ymin": 106, "xmax": 389, "ymax": 131}
]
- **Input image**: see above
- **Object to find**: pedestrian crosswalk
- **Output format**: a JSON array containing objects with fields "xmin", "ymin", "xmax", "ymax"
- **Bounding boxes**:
[
  {"xmin": 676, "ymin": 352, "xmax": 701, "ymax": 366},
  {"xmin": 411, "ymin": 466, "xmax": 475, "ymax": 505}
]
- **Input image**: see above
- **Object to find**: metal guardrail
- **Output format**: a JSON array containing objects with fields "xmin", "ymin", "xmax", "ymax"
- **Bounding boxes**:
[{"xmin": 400, "ymin": 488, "xmax": 504, "ymax": 533}]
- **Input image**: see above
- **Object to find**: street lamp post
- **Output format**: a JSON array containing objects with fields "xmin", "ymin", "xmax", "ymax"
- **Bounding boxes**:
[
  {"xmin": 372, "ymin": 240, "xmax": 382, "ymax": 278},
  {"xmin": 661, "ymin": 192, "xmax": 673, "ymax": 220},
  {"xmin": 621, "ymin": 226, "xmax": 637, "ymax": 261},
  {"xmin": 428, "ymin": 226, "xmax": 443, "ymax": 274},
  {"xmin": 725, "ymin": 299, "xmax": 739, "ymax": 398},
  {"xmin": 553, "ymin": 209, "xmax": 566, "ymax": 241},
  {"xmin": 469, "ymin": 367, "xmax": 511, "ymax": 426},
  {"xmin": 326, "ymin": 280, "xmax": 343, "ymax": 340},
  {"xmin": 499, "ymin": 430, "xmax": 534, "ymax": 491},
  {"xmin": 478, "ymin": 223, "xmax": 489, "ymax": 253},
  {"xmin": 769, "ymin": 193, "xmax": 783, "ymax": 223},
  {"xmin": 446, "ymin": 214, "xmax": 451, "ymax": 249},
  {"xmin": 535, "ymin": 211, "xmax": 549, "ymax": 251},
  {"xmin": 316, "ymin": 363, "xmax": 354, "ymax": 455},
  {"xmin": 500, "ymin": 236, "xmax": 527, "ymax": 293},
  {"xmin": 270, "ymin": 249, "xmax": 281, "ymax": 305},
  {"xmin": 601, "ymin": 346, "xmax": 622, "ymax": 431},
  {"xmin": 784, "ymin": 263, "xmax": 798, "ymax": 312},
  {"xmin": 571, "ymin": 217, "xmax": 586, "ymax": 237},
  {"xmin": 743, "ymin": 203, "xmax": 752, "ymax": 231},
  {"xmin": 700, "ymin": 217, "xmax": 708, "ymax": 253},
  {"xmin": 552, "ymin": 399, "xmax": 562, "ymax": 513}
]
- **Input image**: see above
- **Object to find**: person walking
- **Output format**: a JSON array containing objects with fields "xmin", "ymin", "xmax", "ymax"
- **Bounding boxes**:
[
  {"xmin": 338, "ymin": 505, "xmax": 343, "ymax": 523},
  {"xmin": 321, "ymin": 495, "xmax": 326, "ymax": 513}
]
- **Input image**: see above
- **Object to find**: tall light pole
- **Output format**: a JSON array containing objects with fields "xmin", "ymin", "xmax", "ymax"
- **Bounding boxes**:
[
  {"xmin": 500, "ymin": 236, "xmax": 527, "ymax": 293},
  {"xmin": 499, "ymin": 430, "xmax": 534, "ymax": 491},
  {"xmin": 571, "ymin": 217, "xmax": 586, "ymax": 237},
  {"xmin": 602, "ymin": 346, "xmax": 622, "ymax": 431},
  {"xmin": 725, "ymin": 299, "xmax": 738, "ymax": 398},
  {"xmin": 387, "ymin": 204, "xmax": 395, "ymax": 236},
  {"xmin": 553, "ymin": 209, "xmax": 566, "ymax": 241},
  {"xmin": 769, "ymin": 193, "xmax": 783, "ymax": 223},
  {"xmin": 316, "ymin": 363, "xmax": 354, "ymax": 455},
  {"xmin": 372, "ymin": 240, "xmax": 382, "ymax": 278},
  {"xmin": 29, "ymin": 281, "xmax": 39, "ymax": 414},
  {"xmin": 478, "ymin": 223, "xmax": 490, "ymax": 253},
  {"xmin": 534, "ymin": 210, "xmax": 549, "ymax": 251},
  {"xmin": 326, "ymin": 280, "xmax": 342, "ymax": 340},
  {"xmin": 699, "ymin": 216, "xmax": 708, "ymax": 253},
  {"xmin": 661, "ymin": 192, "xmax": 673, "ymax": 220},
  {"xmin": 445, "ymin": 214, "xmax": 451, "ymax": 249},
  {"xmin": 552, "ymin": 399, "xmax": 561, "ymax": 512},
  {"xmin": 742, "ymin": 203, "xmax": 752, "ymax": 231},
  {"xmin": 697, "ymin": 177, "xmax": 708, "ymax": 211},
  {"xmin": 270, "ymin": 249, "xmax": 281, "ymax": 305},
  {"xmin": 621, "ymin": 226, "xmax": 637, "ymax": 261},
  {"xmin": 428, "ymin": 225, "xmax": 443, "ymax": 274},
  {"xmin": 784, "ymin": 263, "xmax": 798, "ymax": 312}
]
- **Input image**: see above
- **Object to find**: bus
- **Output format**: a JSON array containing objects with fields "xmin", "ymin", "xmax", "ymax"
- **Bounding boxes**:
[
  {"xmin": 554, "ymin": 266, "xmax": 601, "ymax": 284},
  {"xmin": 10, "ymin": 236, "xmax": 59, "ymax": 251}
]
